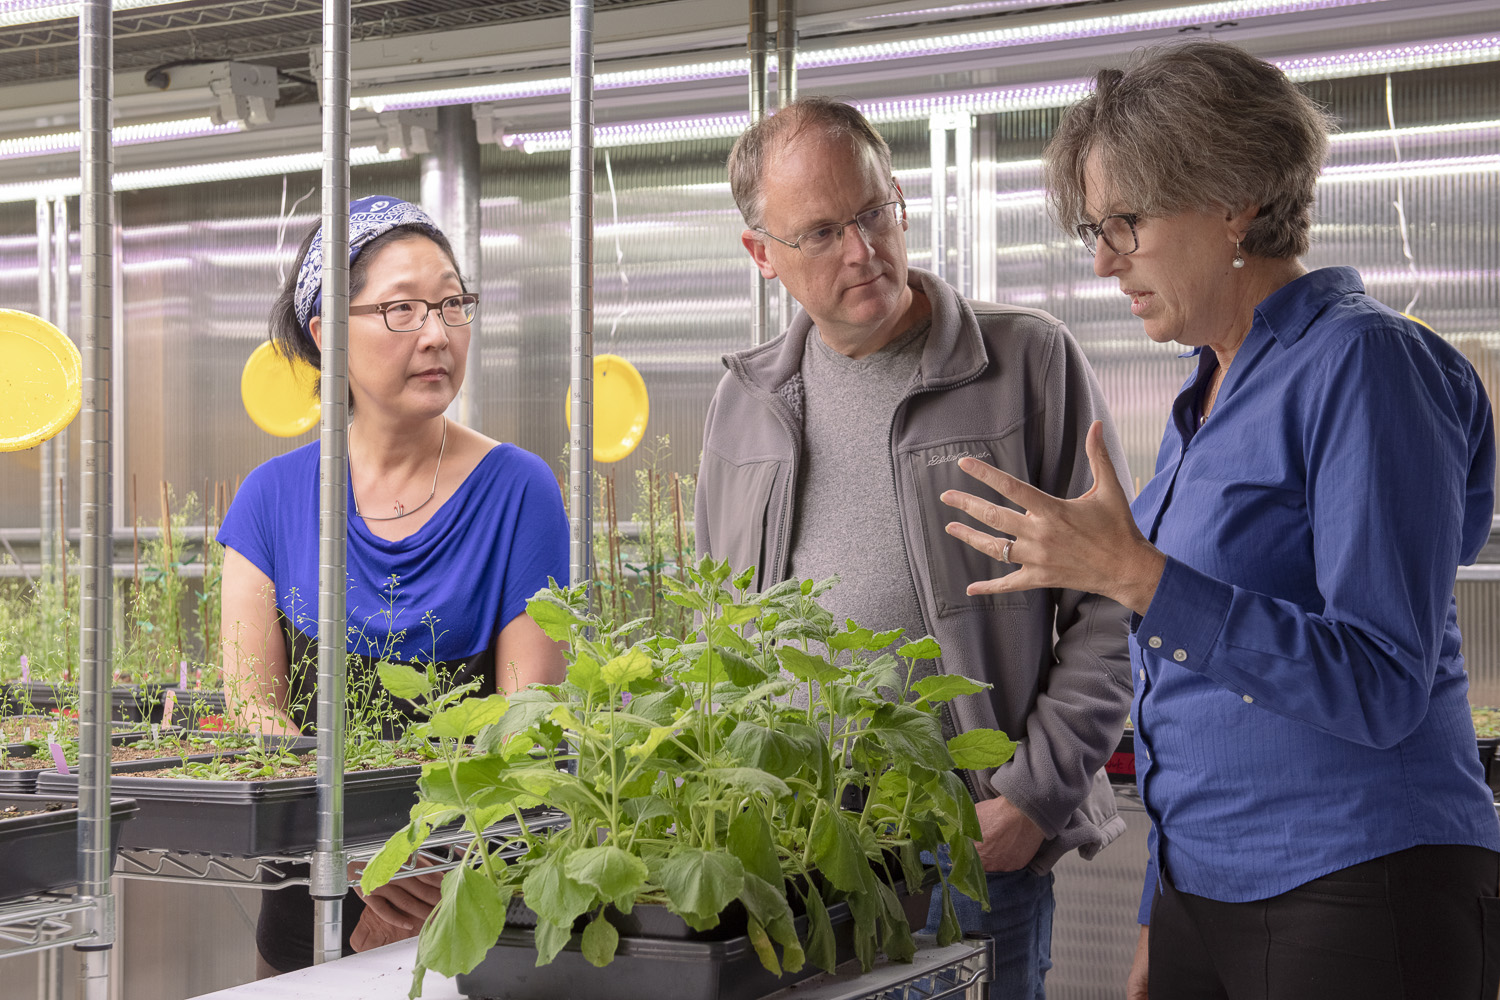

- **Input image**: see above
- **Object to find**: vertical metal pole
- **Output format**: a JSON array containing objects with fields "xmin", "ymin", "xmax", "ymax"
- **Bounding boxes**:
[
  {"xmin": 929, "ymin": 119, "xmax": 949, "ymax": 283},
  {"xmin": 774, "ymin": 0, "xmax": 797, "ymax": 331},
  {"xmin": 312, "ymin": 0, "xmax": 351, "ymax": 964},
  {"xmin": 76, "ymin": 0, "xmax": 115, "ymax": 995},
  {"xmin": 954, "ymin": 115, "xmax": 973, "ymax": 298},
  {"xmin": 747, "ymin": 0, "xmax": 770, "ymax": 346},
  {"xmin": 110, "ymin": 195, "xmax": 127, "ymax": 534},
  {"xmin": 568, "ymin": 0, "xmax": 594, "ymax": 594},
  {"xmin": 421, "ymin": 104, "xmax": 481, "ymax": 429},
  {"xmin": 971, "ymin": 114, "xmax": 997, "ymax": 304},
  {"xmin": 36, "ymin": 198, "xmax": 56, "ymax": 589},
  {"xmin": 53, "ymin": 198, "xmax": 71, "ymax": 546}
]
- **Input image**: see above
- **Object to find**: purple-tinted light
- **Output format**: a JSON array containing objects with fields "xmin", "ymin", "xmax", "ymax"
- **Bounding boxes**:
[{"xmin": 1277, "ymin": 35, "xmax": 1500, "ymax": 80}]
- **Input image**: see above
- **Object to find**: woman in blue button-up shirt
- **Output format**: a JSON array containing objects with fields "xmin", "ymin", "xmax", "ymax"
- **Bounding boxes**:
[{"xmin": 940, "ymin": 41, "xmax": 1500, "ymax": 1000}]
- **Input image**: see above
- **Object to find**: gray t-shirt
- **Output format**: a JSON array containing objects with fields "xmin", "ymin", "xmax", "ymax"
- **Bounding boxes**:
[{"xmin": 786, "ymin": 319, "xmax": 932, "ymax": 662}]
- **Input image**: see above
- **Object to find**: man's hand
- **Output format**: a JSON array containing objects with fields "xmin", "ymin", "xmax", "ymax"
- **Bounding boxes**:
[
  {"xmin": 349, "ymin": 903, "xmax": 417, "ymax": 953},
  {"xmin": 1127, "ymin": 924, "xmax": 1150, "ymax": 1000},
  {"xmin": 974, "ymin": 796, "xmax": 1046, "ymax": 871}
]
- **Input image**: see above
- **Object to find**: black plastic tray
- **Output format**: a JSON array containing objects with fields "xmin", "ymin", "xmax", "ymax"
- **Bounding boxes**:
[
  {"xmin": 39, "ymin": 755, "xmax": 423, "ymax": 856},
  {"xmin": 0, "ymin": 793, "xmax": 138, "ymax": 903},
  {"xmin": 457, "ymin": 899, "xmax": 858, "ymax": 1000},
  {"xmin": 0, "ymin": 731, "xmax": 151, "ymax": 794},
  {"xmin": 1479, "ymin": 737, "xmax": 1499, "ymax": 794},
  {"xmin": 1, "ymin": 681, "xmax": 169, "ymax": 723}
]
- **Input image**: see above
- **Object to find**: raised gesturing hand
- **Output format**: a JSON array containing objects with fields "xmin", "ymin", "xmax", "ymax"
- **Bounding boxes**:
[{"xmin": 939, "ymin": 420, "xmax": 1165, "ymax": 616}]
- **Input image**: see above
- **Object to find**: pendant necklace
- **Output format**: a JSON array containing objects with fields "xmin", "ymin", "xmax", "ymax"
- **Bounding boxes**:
[
  {"xmin": 351, "ymin": 417, "xmax": 447, "ymax": 521},
  {"xmin": 1199, "ymin": 362, "xmax": 1228, "ymax": 427}
]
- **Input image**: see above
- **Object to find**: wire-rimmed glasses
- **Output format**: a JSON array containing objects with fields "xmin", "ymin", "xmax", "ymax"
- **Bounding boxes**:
[
  {"xmin": 756, "ymin": 200, "xmax": 906, "ymax": 258},
  {"xmin": 1076, "ymin": 214, "xmax": 1140, "ymax": 256},
  {"xmin": 349, "ymin": 293, "xmax": 479, "ymax": 333}
]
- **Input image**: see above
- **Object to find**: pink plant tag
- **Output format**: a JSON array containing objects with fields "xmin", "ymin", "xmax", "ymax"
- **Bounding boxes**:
[
  {"xmin": 161, "ymin": 689, "xmax": 176, "ymax": 728},
  {"xmin": 20, "ymin": 654, "xmax": 29, "ymax": 683},
  {"xmin": 48, "ymin": 742, "xmax": 69, "ymax": 775},
  {"xmin": 179, "ymin": 661, "xmax": 188, "ymax": 688}
]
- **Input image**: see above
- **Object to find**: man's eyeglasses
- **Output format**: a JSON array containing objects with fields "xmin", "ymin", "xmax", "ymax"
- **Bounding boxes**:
[
  {"xmin": 349, "ymin": 293, "xmax": 479, "ymax": 333},
  {"xmin": 1076, "ymin": 214, "xmax": 1140, "ymax": 256},
  {"xmin": 756, "ymin": 200, "xmax": 906, "ymax": 259}
]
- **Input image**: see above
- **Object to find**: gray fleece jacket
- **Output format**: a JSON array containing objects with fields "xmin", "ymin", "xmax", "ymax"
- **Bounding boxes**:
[{"xmin": 696, "ymin": 267, "xmax": 1134, "ymax": 872}]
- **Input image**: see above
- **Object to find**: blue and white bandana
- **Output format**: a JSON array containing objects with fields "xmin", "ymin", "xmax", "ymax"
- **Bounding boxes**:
[{"xmin": 292, "ymin": 195, "xmax": 442, "ymax": 341}]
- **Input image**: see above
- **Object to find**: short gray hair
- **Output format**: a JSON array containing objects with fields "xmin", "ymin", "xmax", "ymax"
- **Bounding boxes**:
[
  {"xmin": 1043, "ymin": 41, "xmax": 1335, "ymax": 259},
  {"xmin": 727, "ymin": 97, "xmax": 893, "ymax": 228}
]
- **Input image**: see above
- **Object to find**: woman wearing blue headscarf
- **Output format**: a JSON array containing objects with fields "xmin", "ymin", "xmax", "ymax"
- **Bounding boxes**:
[{"xmin": 217, "ymin": 196, "xmax": 568, "ymax": 974}]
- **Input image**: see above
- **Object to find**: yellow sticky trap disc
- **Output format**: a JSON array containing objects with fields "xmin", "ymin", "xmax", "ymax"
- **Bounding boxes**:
[
  {"xmin": 0, "ymin": 310, "xmax": 81, "ymax": 453},
  {"xmin": 241, "ymin": 341, "xmax": 320, "ymax": 437},
  {"xmin": 564, "ymin": 354, "xmax": 650, "ymax": 463}
]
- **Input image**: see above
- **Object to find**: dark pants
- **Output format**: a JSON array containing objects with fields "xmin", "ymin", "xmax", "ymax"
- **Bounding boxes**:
[
  {"xmin": 1149, "ymin": 844, "xmax": 1500, "ymax": 1000},
  {"xmin": 255, "ymin": 863, "xmax": 366, "ymax": 974}
]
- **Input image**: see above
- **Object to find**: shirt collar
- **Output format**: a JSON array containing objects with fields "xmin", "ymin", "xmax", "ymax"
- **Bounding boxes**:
[{"xmin": 1251, "ymin": 266, "xmax": 1366, "ymax": 348}]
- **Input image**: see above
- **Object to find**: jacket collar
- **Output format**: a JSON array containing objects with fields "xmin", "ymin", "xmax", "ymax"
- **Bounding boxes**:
[
  {"xmin": 1252, "ymin": 266, "xmax": 1365, "ymax": 349},
  {"xmin": 722, "ymin": 266, "xmax": 988, "ymax": 391}
]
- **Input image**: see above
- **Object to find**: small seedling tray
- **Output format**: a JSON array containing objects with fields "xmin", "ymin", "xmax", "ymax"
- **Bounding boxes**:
[
  {"xmin": 1, "ymin": 681, "xmax": 163, "ymax": 723},
  {"xmin": 1479, "ymin": 737, "xmax": 1500, "ymax": 795},
  {"xmin": 458, "ymin": 899, "xmax": 858, "ymax": 1000},
  {"xmin": 0, "ymin": 731, "xmax": 150, "ymax": 794},
  {"xmin": 39, "ymin": 755, "xmax": 424, "ymax": 856},
  {"xmin": 0, "ymin": 793, "xmax": 138, "ymax": 903}
]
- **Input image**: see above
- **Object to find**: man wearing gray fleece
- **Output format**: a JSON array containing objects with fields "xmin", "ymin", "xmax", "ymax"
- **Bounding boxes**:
[{"xmin": 695, "ymin": 98, "xmax": 1133, "ymax": 999}]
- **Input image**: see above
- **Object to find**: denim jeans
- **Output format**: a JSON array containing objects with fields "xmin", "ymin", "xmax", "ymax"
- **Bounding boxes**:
[{"xmin": 922, "ymin": 850, "xmax": 1056, "ymax": 1000}]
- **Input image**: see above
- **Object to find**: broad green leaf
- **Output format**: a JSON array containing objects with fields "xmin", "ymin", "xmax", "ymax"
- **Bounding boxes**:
[
  {"xmin": 739, "ymin": 872, "xmax": 803, "ymax": 974},
  {"xmin": 708, "ymin": 767, "xmax": 791, "ymax": 803},
  {"xmin": 567, "ymin": 655, "xmax": 605, "ymax": 696},
  {"xmin": 808, "ymin": 808, "xmax": 872, "ymax": 894},
  {"xmin": 925, "ymin": 770, "xmax": 983, "ymax": 842},
  {"xmin": 715, "ymin": 648, "xmax": 768, "ymax": 686},
  {"xmin": 377, "ymin": 661, "xmax": 433, "ymax": 701},
  {"xmin": 825, "ymin": 684, "xmax": 879, "ymax": 718},
  {"xmin": 532, "ymin": 918, "xmax": 573, "ymax": 967},
  {"xmin": 936, "ymin": 882, "xmax": 963, "ymax": 946},
  {"xmin": 847, "ymin": 887, "xmax": 879, "ymax": 972},
  {"xmin": 663, "ymin": 589, "xmax": 709, "ymax": 612},
  {"xmin": 621, "ymin": 794, "xmax": 675, "ymax": 827},
  {"xmin": 868, "ymin": 703, "xmax": 955, "ymax": 772},
  {"xmin": 732, "ymin": 565, "xmax": 757, "ymax": 590},
  {"xmin": 722, "ymin": 722, "xmax": 798, "ymax": 778},
  {"xmin": 947, "ymin": 729, "xmax": 1017, "ymax": 770},
  {"xmin": 778, "ymin": 646, "xmax": 841, "ymax": 684},
  {"xmin": 426, "ymin": 694, "xmax": 509, "ymax": 741},
  {"xmin": 912, "ymin": 674, "xmax": 989, "ymax": 705},
  {"xmin": 359, "ymin": 819, "xmax": 429, "ymax": 893},
  {"xmin": 600, "ymin": 648, "xmax": 653, "ymax": 689},
  {"xmin": 727, "ymin": 808, "xmax": 782, "ymax": 888},
  {"xmin": 563, "ymin": 846, "xmax": 649, "ymax": 911},
  {"xmin": 414, "ymin": 865, "xmax": 508, "ymax": 979},
  {"xmin": 719, "ymin": 602, "xmax": 761, "ymax": 627},
  {"xmin": 875, "ymin": 878, "xmax": 916, "ymax": 963},
  {"xmin": 580, "ymin": 912, "xmax": 620, "ymax": 968},
  {"xmin": 831, "ymin": 622, "xmax": 904, "ymax": 654},
  {"xmin": 801, "ymin": 882, "xmax": 837, "ymax": 973},
  {"xmin": 526, "ymin": 596, "xmax": 584, "ymax": 642},
  {"xmin": 624, "ymin": 690, "xmax": 683, "ymax": 725},
  {"xmin": 657, "ymin": 848, "xmax": 745, "ymax": 931},
  {"xmin": 418, "ymin": 756, "xmax": 516, "ymax": 811},
  {"xmin": 624, "ymin": 724, "xmax": 678, "ymax": 759},
  {"xmin": 747, "ymin": 917, "xmax": 779, "ymax": 977},
  {"xmin": 898, "ymin": 840, "xmax": 926, "ymax": 899},
  {"xmin": 523, "ymin": 850, "xmax": 598, "ymax": 928},
  {"xmin": 484, "ymin": 689, "xmax": 561, "ymax": 747},
  {"xmin": 948, "ymin": 836, "xmax": 989, "ymax": 908},
  {"xmin": 896, "ymin": 636, "xmax": 943, "ymax": 661}
]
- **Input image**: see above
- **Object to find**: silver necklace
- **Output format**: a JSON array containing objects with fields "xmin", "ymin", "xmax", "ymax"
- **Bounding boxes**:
[
  {"xmin": 1199, "ymin": 363, "xmax": 1227, "ymax": 427},
  {"xmin": 350, "ymin": 418, "xmax": 447, "ymax": 521}
]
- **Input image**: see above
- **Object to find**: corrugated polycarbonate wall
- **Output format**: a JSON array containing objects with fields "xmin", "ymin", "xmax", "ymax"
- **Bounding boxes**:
[{"xmin": 0, "ymin": 66, "xmax": 1496, "ymax": 699}]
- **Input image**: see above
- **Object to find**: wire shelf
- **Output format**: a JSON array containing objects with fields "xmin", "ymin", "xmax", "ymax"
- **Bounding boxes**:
[
  {"xmin": 113, "ymin": 809, "xmax": 568, "ymax": 889},
  {"xmin": 0, "ymin": 895, "xmax": 99, "ymax": 960},
  {"xmin": 759, "ymin": 937, "xmax": 992, "ymax": 1000}
]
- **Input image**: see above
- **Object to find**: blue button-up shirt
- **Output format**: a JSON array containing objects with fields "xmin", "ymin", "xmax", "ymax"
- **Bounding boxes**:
[{"xmin": 1130, "ymin": 266, "xmax": 1500, "ymax": 922}]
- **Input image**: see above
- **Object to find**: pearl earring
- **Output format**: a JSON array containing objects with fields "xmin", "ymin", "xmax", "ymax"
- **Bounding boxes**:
[{"xmin": 1232, "ymin": 239, "xmax": 1245, "ymax": 269}]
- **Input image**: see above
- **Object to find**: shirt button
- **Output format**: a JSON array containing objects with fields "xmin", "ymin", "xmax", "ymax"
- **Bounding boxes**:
[
  {"xmin": 1139, "ymin": 668, "xmax": 1146, "ymax": 681},
  {"xmin": 1148, "ymin": 637, "xmax": 1163, "ymax": 649},
  {"xmin": 1172, "ymin": 649, "xmax": 1187, "ymax": 662},
  {"xmin": 1243, "ymin": 694, "xmax": 1254, "ymax": 704}
]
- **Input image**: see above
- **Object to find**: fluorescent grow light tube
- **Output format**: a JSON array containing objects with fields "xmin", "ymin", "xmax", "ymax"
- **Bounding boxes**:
[
  {"xmin": 0, "ymin": 117, "xmax": 242, "ymax": 161},
  {"xmin": 355, "ymin": 0, "xmax": 1392, "ymax": 113},
  {"xmin": 0, "ymin": 145, "xmax": 405, "ymax": 204}
]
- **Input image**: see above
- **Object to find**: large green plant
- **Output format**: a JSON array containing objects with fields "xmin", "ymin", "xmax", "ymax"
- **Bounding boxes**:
[{"xmin": 362, "ymin": 559, "xmax": 1015, "ymax": 999}]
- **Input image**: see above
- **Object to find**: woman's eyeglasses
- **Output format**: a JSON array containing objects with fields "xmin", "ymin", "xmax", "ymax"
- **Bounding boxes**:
[
  {"xmin": 349, "ymin": 293, "xmax": 479, "ymax": 333},
  {"xmin": 1076, "ymin": 214, "xmax": 1140, "ymax": 256}
]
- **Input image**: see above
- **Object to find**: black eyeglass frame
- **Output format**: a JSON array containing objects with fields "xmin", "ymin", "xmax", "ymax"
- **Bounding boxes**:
[
  {"xmin": 348, "ymin": 293, "xmax": 480, "ymax": 333},
  {"xmin": 1076, "ymin": 213, "xmax": 1141, "ymax": 256},
  {"xmin": 754, "ymin": 199, "xmax": 908, "ymax": 258}
]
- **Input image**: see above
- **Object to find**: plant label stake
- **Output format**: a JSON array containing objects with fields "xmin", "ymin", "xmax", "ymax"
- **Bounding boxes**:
[
  {"xmin": 179, "ymin": 661, "xmax": 188, "ymax": 689},
  {"xmin": 162, "ymin": 689, "xmax": 176, "ymax": 729},
  {"xmin": 19, "ymin": 654, "xmax": 28, "ymax": 683},
  {"xmin": 48, "ymin": 742, "xmax": 68, "ymax": 775},
  {"xmin": 150, "ymin": 723, "xmax": 160, "ymax": 747}
]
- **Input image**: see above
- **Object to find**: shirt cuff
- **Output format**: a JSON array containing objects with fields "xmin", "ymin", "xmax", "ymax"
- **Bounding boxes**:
[{"xmin": 1134, "ymin": 557, "xmax": 1232, "ymax": 676}]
